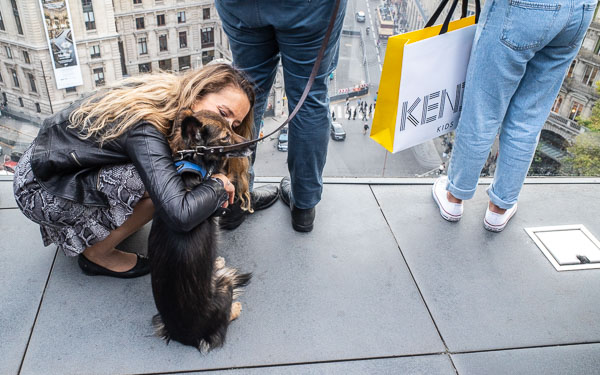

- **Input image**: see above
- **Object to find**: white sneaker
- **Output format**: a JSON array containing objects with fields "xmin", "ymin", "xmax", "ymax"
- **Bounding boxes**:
[
  {"xmin": 432, "ymin": 176, "xmax": 463, "ymax": 222},
  {"xmin": 483, "ymin": 203, "xmax": 518, "ymax": 232}
]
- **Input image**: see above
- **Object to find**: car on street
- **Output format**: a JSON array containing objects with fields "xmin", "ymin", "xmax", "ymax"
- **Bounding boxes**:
[
  {"xmin": 330, "ymin": 122, "xmax": 346, "ymax": 141},
  {"xmin": 277, "ymin": 128, "xmax": 288, "ymax": 152},
  {"xmin": 355, "ymin": 11, "xmax": 366, "ymax": 22}
]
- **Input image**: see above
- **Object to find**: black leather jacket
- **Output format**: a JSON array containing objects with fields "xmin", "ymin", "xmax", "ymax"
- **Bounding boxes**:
[{"xmin": 30, "ymin": 100, "xmax": 228, "ymax": 232}]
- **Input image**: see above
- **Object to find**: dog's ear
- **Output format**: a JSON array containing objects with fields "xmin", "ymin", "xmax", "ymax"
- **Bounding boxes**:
[{"xmin": 176, "ymin": 110, "xmax": 208, "ymax": 144}]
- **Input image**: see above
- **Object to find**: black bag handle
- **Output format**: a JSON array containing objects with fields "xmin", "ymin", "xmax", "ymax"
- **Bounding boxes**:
[{"xmin": 425, "ymin": 0, "xmax": 481, "ymax": 35}]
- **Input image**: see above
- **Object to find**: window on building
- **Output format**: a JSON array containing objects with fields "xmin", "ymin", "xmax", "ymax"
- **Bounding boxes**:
[
  {"xmin": 2, "ymin": 92, "xmax": 7, "ymax": 104},
  {"xmin": 595, "ymin": 38, "xmax": 600, "ymax": 55},
  {"xmin": 0, "ymin": 71, "xmax": 3, "ymax": 83},
  {"xmin": 179, "ymin": 31, "xmax": 187, "ymax": 48},
  {"xmin": 202, "ymin": 50, "xmax": 214, "ymax": 65},
  {"xmin": 159, "ymin": 34, "xmax": 168, "ymax": 52},
  {"xmin": 569, "ymin": 101, "xmax": 583, "ymax": 120},
  {"xmin": 22, "ymin": 50, "xmax": 30, "ymax": 64},
  {"xmin": 81, "ymin": 0, "xmax": 96, "ymax": 30},
  {"xmin": 90, "ymin": 44, "xmax": 101, "ymax": 58},
  {"xmin": 552, "ymin": 96, "xmax": 563, "ymax": 113},
  {"xmin": 10, "ymin": 69, "xmax": 19, "ymax": 87},
  {"xmin": 158, "ymin": 58, "xmax": 172, "ymax": 71},
  {"xmin": 18, "ymin": 97, "xmax": 23, "ymax": 107},
  {"xmin": 35, "ymin": 103, "xmax": 41, "ymax": 113},
  {"xmin": 10, "ymin": 0, "xmax": 23, "ymax": 34},
  {"xmin": 83, "ymin": 10, "xmax": 96, "ymax": 30},
  {"xmin": 5, "ymin": 46, "xmax": 12, "ymax": 59},
  {"xmin": 156, "ymin": 14, "xmax": 165, "ymax": 26},
  {"xmin": 582, "ymin": 64, "xmax": 598, "ymax": 86},
  {"xmin": 136, "ymin": 17, "xmax": 145, "ymax": 29},
  {"xmin": 93, "ymin": 67, "xmax": 105, "ymax": 86},
  {"xmin": 133, "ymin": 0, "xmax": 142, "ymax": 4},
  {"xmin": 567, "ymin": 60, "xmax": 577, "ymax": 78},
  {"xmin": 139, "ymin": 63, "xmax": 151, "ymax": 73},
  {"xmin": 27, "ymin": 73, "xmax": 37, "ymax": 93},
  {"xmin": 203, "ymin": 8, "xmax": 210, "ymax": 20},
  {"xmin": 177, "ymin": 11, "xmax": 186, "ymax": 23},
  {"xmin": 138, "ymin": 37, "xmax": 148, "ymax": 55},
  {"xmin": 201, "ymin": 27, "xmax": 214, "ymax": 48},
  {"xmin": 0, "ymin": 11, "xmax": 5, "ymax": 31},
  {"xmin": 65, "ymin": 86, "xmax": 77, "ymax": 93},
  {"xmin": 178, "ymin": 55, "xmax": 191, "ymax": 71}
]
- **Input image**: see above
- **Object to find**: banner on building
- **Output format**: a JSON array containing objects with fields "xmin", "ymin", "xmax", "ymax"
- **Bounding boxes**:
[{"xmin": 39, "ymin": 0, "xmax": 83, "ymax": 89}]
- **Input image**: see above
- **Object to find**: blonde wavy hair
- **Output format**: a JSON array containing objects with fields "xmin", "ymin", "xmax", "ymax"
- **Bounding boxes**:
[{"xmin": 69, "ymin": 63, "xmax": 255, "ymax": 210}]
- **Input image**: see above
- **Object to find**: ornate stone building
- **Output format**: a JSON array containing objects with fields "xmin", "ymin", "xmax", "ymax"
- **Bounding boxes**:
[{"xmin": 0, "ymin": 0, "xmax": 230, "ymax": 124}]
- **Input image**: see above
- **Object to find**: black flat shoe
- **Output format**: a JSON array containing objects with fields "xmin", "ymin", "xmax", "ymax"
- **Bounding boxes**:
[
  {"xmin": 78, "ymin": 253, "xmax": 150, "ymax": 278},
  {"xmin": 279, "ymin": 176, "xmax": 316, "ymax": 233}
]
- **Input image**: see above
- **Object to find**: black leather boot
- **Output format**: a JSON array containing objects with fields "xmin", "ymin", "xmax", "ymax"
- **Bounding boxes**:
[
  {"xmin": 218, "ymin": 199, "xmax": 247, "ymax": 230},
  {"xmin": 251, "ymin": 184, "xmax": 279, "ymax": 211},
  {"xmin": 279, "ymin": 176, "xmax": 315, "ymax": 233},
  {"xmin": 219, "ymin": 185, "xmax": 279, "ymax": 230}
]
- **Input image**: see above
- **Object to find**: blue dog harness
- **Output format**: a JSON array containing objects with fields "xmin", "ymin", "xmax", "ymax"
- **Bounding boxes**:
[{"xmin": 174, "ymin": 160, "xmax": 208, "ymax": 178}]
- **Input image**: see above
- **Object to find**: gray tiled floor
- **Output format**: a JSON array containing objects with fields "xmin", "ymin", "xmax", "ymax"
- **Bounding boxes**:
[
  {"xmin": 3, "ymin": 179, "xmax": 600, "ymax": 374},
  {"xmin": 0, "ymin": 208, "xmax": 56, "ymax": 375},
  {"xmin": 452, "ymin": 343, "xmax": 600, "ymax": 375},
  {"xmin": 17, "ymin": 184, "xmax": 443, "ymax": 375},
  {"xmin": 372, "ymin": 183, "xmax": 600, "ymax": 352}
]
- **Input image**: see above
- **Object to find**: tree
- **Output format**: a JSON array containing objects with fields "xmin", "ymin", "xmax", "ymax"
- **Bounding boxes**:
[{"xmin": 561, "ymin": 132, "xmax": 600, "ymax": 176}]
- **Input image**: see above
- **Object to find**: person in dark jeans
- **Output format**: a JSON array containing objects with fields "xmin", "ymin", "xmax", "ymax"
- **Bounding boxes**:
[{"xmin": 216, "ymin": 0, "xmax": 348, "ymax": 232}]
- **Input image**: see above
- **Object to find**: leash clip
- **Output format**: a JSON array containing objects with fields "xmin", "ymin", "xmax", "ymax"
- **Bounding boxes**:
[{"xmin": 194, "ymin": 145, "xmax": 209, "ymax": 155}]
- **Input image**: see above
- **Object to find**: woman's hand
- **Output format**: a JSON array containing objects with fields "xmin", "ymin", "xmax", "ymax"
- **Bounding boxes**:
[{"xmin": 211, "ymin": 173, "xmax": 235, "ymax": 208}]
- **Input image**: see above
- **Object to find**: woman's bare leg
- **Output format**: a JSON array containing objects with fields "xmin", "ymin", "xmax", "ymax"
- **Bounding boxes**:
[{"xmin": 82, "ymin": 195, "xmax": 154, "ymax": 272}]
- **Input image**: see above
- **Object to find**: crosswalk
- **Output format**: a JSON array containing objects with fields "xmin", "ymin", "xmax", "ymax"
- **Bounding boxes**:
[{"xmin": 329, "ymin": 104, "xmax": 373, "ymax": 121}]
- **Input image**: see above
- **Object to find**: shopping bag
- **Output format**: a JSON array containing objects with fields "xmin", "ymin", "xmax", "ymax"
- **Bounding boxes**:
[{"xmin": 371, "ymin": 0, "xmax": 480, "ymax": 153}]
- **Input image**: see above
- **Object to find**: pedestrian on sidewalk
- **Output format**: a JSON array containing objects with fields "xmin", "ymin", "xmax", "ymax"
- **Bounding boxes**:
[
  {"xmin": 12, "ymin": 64, "xmax": 251, "ymax": 277},
  {"xmin": 216, "ymin": 0, "xmax": 348, "ymax": 232},
  {"xmin": 331, "ymin": 110, "xmax": 336, "ymax": 122},
  {"xmin": 363, "ymin": 122, "xmax": 369, "ymax": 135},
  {"xmin": 353, "ymin": 108, "xmax": 357, "ymax": 120},
  {"xmin": 432, "ymin": 0, "xmax": 596, "ymax": 233}
]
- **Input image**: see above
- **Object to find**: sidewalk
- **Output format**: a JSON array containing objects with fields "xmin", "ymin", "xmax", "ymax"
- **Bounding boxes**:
[{"xmin": 1, "ymin": 177, "xmax": 600, "ymax": 375}]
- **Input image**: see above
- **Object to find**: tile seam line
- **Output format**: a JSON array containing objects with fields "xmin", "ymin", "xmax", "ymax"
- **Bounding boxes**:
[
  {"xmin": 367, "ymin": 185, "xmax": 460, "ymax": 375},
  {"xmin": 449, "ymin": 340, "xmax": 600, "ymax": 355},
  {"xmin": 16, "ymin": 247, "xmax": 59, "ymax": 375},
  {"xmin": 119, "ymin": 352, "xmax": 451, "ymax": 375}
]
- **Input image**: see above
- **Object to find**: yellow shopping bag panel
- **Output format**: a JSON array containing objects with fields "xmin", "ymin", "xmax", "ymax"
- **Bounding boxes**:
[{"xmin": 371, "ymin": 16, "xmax": 475, "ymax": 153}]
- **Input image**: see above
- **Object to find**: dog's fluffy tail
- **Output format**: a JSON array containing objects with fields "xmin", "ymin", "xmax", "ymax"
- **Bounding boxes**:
[
  {"xmin": 152, "ymin": 313, "xmax": 170, "ymax": 343},
  {"xmin": 232, "ymin": 272, "xmax": 252, "ymax": 299}
]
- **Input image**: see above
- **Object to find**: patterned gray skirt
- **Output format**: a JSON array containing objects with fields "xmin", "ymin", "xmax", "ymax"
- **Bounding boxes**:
[{"xmin": 13, "ymin": 142, "xmax": 146, "ymax": 257}]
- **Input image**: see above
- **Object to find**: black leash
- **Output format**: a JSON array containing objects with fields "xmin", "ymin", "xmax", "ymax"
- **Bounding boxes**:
[{"xmin": 177, "ymin": 0, "xmax": 342, "ymax": 158}]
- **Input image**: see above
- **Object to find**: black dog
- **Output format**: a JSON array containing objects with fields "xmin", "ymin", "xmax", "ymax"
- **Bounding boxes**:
[{"xmin": 149, "ymin": 109, "xmax": 252, "ymax": 352}]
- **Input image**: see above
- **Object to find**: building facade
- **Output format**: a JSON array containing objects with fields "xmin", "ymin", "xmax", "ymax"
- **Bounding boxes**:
[{"xmin": 0, "ymin": 0, "xmax": 229, "ymax": 124}]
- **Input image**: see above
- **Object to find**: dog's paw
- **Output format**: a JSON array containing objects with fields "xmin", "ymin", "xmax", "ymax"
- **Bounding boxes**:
[
  {"xmin": 230, "ymin": 302, "xmax": 242, "ymax": 321},
  {"xmin": 215, "ymin": 256, "xmax": 226, "ymax": 269}
]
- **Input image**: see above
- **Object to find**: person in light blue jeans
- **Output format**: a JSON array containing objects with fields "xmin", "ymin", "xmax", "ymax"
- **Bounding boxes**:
[
  {"xmin": 216, "ymin": 0, "xmax": 348, "ymax": 232},
  {"xmin": 432, "ymin": 0, "xmax": 597, "ymax": 232}
]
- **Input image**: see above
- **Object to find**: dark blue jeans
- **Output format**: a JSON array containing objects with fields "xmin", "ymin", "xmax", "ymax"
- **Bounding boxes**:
[{"xmin": 216, "ymin": 0, "xmax": 347, "ymax": 209}]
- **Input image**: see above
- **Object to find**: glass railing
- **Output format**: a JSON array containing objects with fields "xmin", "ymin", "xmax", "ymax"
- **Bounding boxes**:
[{"xmin": 1, "ymin": 0, "xmax": 599, "ymax": 179}]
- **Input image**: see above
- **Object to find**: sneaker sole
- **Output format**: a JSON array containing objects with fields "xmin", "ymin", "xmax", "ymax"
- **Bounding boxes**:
[
  {"xmin": 483, "ymin": 207, "xmax": 517, "ymax": 232},
  {"xmin": 431, "ymin": 185, "xmax": 462, "ymax": 222}
]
